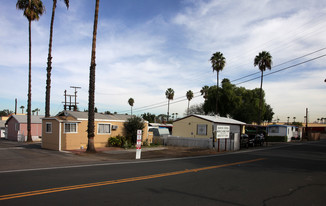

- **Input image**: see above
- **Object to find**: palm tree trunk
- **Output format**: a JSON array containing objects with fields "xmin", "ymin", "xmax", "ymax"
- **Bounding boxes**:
[
  {"xmin": 187, "ymin": 100, "xmax": 190, "ymax": 115},
  {"xmin": 258, "ymin": 70, "xmax": 264, "ymax": 125},
  {"xmin": 27, "ymin": 18, "xmax": 32, "ymax": 142},
  {"xmin": 216, "ymin": 71, "xmax": 219, "ymax": 115},
  {"xmin": 45, "ymin": 0, "xmax": 56, "ymax": 117},
  {"xmin": 131, "ymin": 106, "xmax": 133, "ymax": 116},
  {"xmin": 86, "ymin": 0, "xmax": 99, "ymax": 153},
  {"xmin": 167, "ymin": 99, "xmax": 170, "ymax": 121}
]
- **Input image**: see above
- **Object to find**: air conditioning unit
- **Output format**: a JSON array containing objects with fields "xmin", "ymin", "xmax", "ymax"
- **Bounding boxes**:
[{"xmin": 112, "ymin": 125, "xmax": 118, "ymax": 130}]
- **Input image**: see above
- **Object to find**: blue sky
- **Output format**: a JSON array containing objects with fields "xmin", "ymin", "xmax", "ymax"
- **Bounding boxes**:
[{"xmin": 0, "ymin": 0, "xmax": 325, "ymax": 122}]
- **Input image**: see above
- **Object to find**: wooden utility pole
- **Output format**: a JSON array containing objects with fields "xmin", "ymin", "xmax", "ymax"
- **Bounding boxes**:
[{"xmin": 306, "ymin": 108, "xmax": 308, "ymax": 138}]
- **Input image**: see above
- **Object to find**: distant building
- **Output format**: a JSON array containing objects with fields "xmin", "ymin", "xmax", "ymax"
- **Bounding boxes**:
[
  {"xmin": 5, "ymin": 115, "xmax": 43, "ymax": 141},
  {"xmin": 0, "ymin": 120, "xmax": 6, "ymax": 138}
]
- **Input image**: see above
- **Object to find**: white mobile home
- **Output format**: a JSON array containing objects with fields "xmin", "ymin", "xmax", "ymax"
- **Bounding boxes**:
[{"xmin": 267, "ymin": 125, "xmax": 301, "ymax": 142}]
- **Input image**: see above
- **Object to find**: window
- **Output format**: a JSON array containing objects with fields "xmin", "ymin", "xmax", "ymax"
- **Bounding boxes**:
[
  {"xmin": 98, "ymin": 123, "xmax": 111, "ymax": 134},
  {"xmin": 46, "ymin": 122, "xmax": 52, "ymax": 133},
  {"xmin": 269, "ymin": 126, "xmax": 279, "ymax": 133},
  {"xmin": 197, "ymin": 124, "xmax": 207, "ymax": 135},
  {"xmin": 64, "ymin": 123, "xmax": 77, "ymax": 133}
]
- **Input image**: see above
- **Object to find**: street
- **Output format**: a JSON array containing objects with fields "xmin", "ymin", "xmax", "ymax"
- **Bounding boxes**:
[{"xmin": 0, "ymin": 140, "xmax": 325, "ymax": 206}]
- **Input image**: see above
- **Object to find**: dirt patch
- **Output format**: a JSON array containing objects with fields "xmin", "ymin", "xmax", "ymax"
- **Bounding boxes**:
[{"xmin": 70, "ymin": 146, "xmax": 219, "ymax": 161}]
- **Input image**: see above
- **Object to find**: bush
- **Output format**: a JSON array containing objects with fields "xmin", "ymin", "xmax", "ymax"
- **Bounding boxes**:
[
  {"xmin": 265, "ymin": 136, "xmax": 287, "ymax": 142},
  {"xmin": 108, "ymin": 135, "xmax": 126, "ymax": 147},
  {"xmin": 123, "ymin": 116, "xmax": 145, "ymax": 145}
]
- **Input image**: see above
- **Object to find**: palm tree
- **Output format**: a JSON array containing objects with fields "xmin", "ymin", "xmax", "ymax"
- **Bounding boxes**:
[
  {"xmin": 254, "ymin": 51, "xmax": 272, "ymax": 125},
  {"xmin": 45, "ymin": 0, "xmax": 69, "ymax": 117},
  {"xmin": 200, "ymin": 85, "xmax": 209, "ymax": 100},
  {"xmin": 16, "ymin": 0, "xmax": 45, "ymax": 142},
  {"xmin": 128, "ymin": 98, "xmax": 134, "ymax": 116},
  {"xmin": 186, "ymin": 90, "xmax": 194, "ymax": 115},
  {"xmin": 34, "ymin": 108, "xmax": 40, "ymax": 115},
  {"xmin": 165, "ymin": 88, "xmax": 174, "ymax": 121},
  {"xmin": 20, "ymin": 106, "xmax": 25, "ymax": 114},
  {"xmin": 210, "ymin": 52, "xmax": 226, "ymax": 115},
  {"xmin": 86, "ymin": 0, "xmax": 100, "ymax": 153}
]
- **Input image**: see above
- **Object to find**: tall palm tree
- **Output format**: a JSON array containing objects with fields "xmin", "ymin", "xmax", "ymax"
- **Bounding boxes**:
[
  {"xmin": 210, "ymin": 52, "xmax": 226, "ymax": 115},
  {"xmin": 86, "ymin": 0, "xmax": 100, "ymax": 153},
  {"xmin": 128, "ymin": 98, "xmax": 134, "ymax": 116},
  {"xmin": 165, "ymin": 88, "xmax": 174, "ymax": 121},
  {"xmin": 45, "ymin": 0, "xmax": 69, "ymax": 117},
  {"xmin": 254, "ymin": 51, "xmax": 272, "ymax": 125},
  {"xmin": 16, "ymin": 0, "xmax": 45, "ymax": 142},
  {"xmin": 20, "ymin": 106, "xmax": 25, "ymax": 114},
  {"xmin": 186, "ymin": 90, "xmax": 194, "ymax": 115},
  {"xmin": 200, "ymin": 85, "xmax": 209, "ymax": 100}
]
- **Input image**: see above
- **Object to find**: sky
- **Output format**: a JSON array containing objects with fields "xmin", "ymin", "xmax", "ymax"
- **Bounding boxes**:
[{"xmin": 0, "ymin": 0, "xmax": 325, "ymax": 123}]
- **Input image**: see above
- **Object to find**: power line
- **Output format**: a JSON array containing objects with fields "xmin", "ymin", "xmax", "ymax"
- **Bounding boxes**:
[
  {"xmin": 231, "ymin": 47, "xmax": 326, "ymax": 82},
  {"xmin": 235, "ymin": 54, "xmax": 326, "ymax": 85},
  {"xmin": 118, "ymin": 52, "xmax": 326, "ymax": 114}
]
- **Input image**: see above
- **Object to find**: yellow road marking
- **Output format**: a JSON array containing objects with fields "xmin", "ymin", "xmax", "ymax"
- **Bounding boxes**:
[{"xmin": 0, "ymin": 158, "xmax": 265, "ymax": 201}]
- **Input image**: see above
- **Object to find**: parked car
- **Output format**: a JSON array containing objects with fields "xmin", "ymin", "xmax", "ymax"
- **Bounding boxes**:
[
  {"xmin": 256, "ymin": 133, "xmax": 265, "ymax": 146},
  {"xmin": 240, "ymin": 134, "xmax": 249, "ymax": 148},
  {"xmin": 248, "ymin": 133, "xmax": 264, "ymax": 147}
]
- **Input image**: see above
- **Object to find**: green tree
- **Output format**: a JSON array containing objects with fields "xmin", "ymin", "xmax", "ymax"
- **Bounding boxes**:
[
  {"xmin": 202, "ymin": 79, "xmax": 274, "ymax": 124},
  {"xmin": 16, "ymin": 0, "xmax": 45, "ymax": 142},
  {"xmin": 0, "ymin": 110, "xmax": 13, "ymax": 116},
  {"xmin": 200, "ymin": 85, "xmax": 209, "ymax": 100},
  {"xmin": 254, "ymin": 51, "xmax": 272, "ymax": 125},
  {"xmin": 123, "ymin": 116, "xmax": 145, "ymax": 145},
  {"xmin": 210, "ymin": 52, "xmax": 226, "ymax": 115},
  {"xmin": 185, "ymin": 103, "xmax": 205, "ymax": 115},
  {"xmin": 157, "ymin": 114, "xmax": 168, "ymax": 123},
  {"xmin": 186, "ymin": 90, "xmax": 194, "ymax": 115},
  {"xmin": 45, "ymin": 0, "xmax": 69, "ymax": 117},
  {"xmin": 141, "ymin": 113, "xmax": 156, "ymax": 123},
  {"xmin": 165, "ymin": 88, "xmax": 174, "ymax": 121},
  {"xmin": 86, "ymin": 0, "xmax": 100, "ymax": 153},
  {"xmin": 128, "ymin": 98, "xmax": 134, "ymax": 116}
]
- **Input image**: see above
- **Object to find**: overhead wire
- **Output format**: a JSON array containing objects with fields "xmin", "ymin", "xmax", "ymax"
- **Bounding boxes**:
[{"xmin": 118, "ymin": 49, "xmax": 326, "ymax": 114}]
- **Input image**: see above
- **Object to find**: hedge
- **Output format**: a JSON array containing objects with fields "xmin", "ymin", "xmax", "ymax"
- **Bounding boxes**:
[{"xmin": 265, "ymin": 136, "xmax": 287, "ymax": 142}]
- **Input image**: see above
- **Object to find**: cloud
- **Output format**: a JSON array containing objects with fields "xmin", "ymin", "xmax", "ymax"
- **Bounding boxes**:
[{"xmin": 0, "ymin": 0, "xmax": 325, "ymax": 122}]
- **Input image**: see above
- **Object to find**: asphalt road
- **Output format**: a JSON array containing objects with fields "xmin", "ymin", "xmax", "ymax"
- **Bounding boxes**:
[{"xmin": 0, "ymin": 140, "xmax": 325, "ymax": 206}]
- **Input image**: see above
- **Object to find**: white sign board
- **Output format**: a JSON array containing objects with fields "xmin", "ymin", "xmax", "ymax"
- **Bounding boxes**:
[
  {"xmin": 136, "ymin": 130, "xmax": 142, "ymax": 159},
  {"xmin": 215, "ymin": 126, "xmax": 230, "ymax": 139}
]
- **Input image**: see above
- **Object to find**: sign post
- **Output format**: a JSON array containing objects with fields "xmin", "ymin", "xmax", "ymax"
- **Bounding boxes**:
[
  {"xmin": 214, "ymin": 126, "xmax": 230, "ymax": 152},
  {"xmin": 136, "ymin": 130, "xmax": 142, "ymax": 159}
]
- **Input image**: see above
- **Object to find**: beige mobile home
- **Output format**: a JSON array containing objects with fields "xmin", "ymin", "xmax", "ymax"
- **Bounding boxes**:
[{"xmin": 42, "ymin": 111, "xmax": 150, "ymax": 151}]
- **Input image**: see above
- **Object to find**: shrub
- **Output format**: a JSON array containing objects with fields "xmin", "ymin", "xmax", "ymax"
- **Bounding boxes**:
[
  {"xmin": 265, "ymin": 136, "xmax": 287, "ymax": 142},
  {"xmin": 108, "ymin": 135, "xmax": 126, "ymax": 147}
]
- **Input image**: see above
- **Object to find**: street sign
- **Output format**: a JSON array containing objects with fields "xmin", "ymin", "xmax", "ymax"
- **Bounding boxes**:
[
  {"xmin": 215, "ymin": 126, "xmax": 230, "ymax": 139},
  {"xmin": 136, "ymin": 130, "xmax": 142, "ymax": 159}
]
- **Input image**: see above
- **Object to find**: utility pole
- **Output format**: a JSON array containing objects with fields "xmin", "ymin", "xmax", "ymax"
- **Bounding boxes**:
[
  {"xmin": 63, "ymin": 87, "xmax": 81, "ymax": 111},
  {"xmin": 15, "ymin": 98, "xmax": 17, "ymax": 115},
  {"xmin": 306, "ymin": 108, "xmax": 308, "ymax": 138},
  {"xmin": 70, "ymin": 86, "xmax": 81, "ymax": 111}
]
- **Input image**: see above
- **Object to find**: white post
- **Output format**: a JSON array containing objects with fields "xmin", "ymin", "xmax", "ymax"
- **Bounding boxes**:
[{"xmin": 136, "ymin": 130, "xmax": 142, "ymax": 159}]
